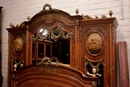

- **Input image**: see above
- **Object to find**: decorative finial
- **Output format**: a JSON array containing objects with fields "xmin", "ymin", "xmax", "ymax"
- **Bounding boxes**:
[
  {"xmin": 43, "ymin": 4, "xmax": 52, "ymax": 10},
  {"xmin": 92, "ymin": 68, "xmax": 97, "ymax": 77},
  {"xmin": 95, "ymin": 16, "xmax": 98, "ymax": 19},
  {"xmin": 20, "ymin": 63, "xmax": 24, "ymax": 67},
  {"xmin": 10, "ymin": 23, "xmax": 13, "ymax": 28},
  {"xmin": 75, "ymin": 9, "xmax": 79, "ymax": 15},
  {"xmin": 109, "ymin": 10, "xmax": 113, "ymax": 17},
  {"xmin": 27, "ymin": 16, "xmax": 30, "ymax": 21},
  {"xmin": 101, "ymin": 15, "xmax": 107, "ymax": 18}
]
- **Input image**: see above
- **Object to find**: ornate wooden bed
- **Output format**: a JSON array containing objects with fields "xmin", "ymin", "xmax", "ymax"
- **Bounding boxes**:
[
  {"xmin": 7, "ymin": 4, "xmax": 118, "ymax": 87},
  {"xmin": 12, "ymin": 63, "xmax": 97, "ymax": 87}
]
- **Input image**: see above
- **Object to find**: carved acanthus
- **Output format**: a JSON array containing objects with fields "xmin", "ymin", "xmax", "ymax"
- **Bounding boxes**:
[
  {"xmin": 98, "ymin": 27, "xmax": 108, "ymax": 37},
  {"xmin": 82, "ymin": 14, "xmax": 94, "ymax": 20},
  {"xmin": 80, "ymin": 28, "xmax": 90, "ymax": 40}
]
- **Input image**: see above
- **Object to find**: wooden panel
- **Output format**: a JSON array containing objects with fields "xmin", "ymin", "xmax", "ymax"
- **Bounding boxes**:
[
  {"xmin": 6, "ymin": 4, "xmax": 119, "ymax": 87},
  {"xmin": 118, "ymin": 41, "xmax": 129, "ymax": 87},
  {"xmin": 12, "ymin": 63, "xmax": 97, "ymax": 87}
]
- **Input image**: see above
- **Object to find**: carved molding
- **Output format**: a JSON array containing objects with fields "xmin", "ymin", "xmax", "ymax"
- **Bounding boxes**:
[{"xmin": 111, "ymin": 25, "xmax": 116, "ymax": 40}]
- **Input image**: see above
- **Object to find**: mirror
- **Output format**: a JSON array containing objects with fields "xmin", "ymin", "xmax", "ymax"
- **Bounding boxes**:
[
  {"xmin": 32, "ymin": 26, "xmax": 71, "ymax": 64},
  {"xmin": 38, "ymin": 43, "xmax": 44, "ymax": 58},
  {"xmin": 52, "ymin": 39, "xmax": 70, "ymax": 64},
  {"xmin": 38, "ymin": 28, "xmax": 49, "ymax": 40}
]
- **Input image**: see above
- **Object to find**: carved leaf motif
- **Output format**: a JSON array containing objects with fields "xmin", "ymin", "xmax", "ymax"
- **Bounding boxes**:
[
  {"xmin": 98, "ymin": 27, "xmax": 108, "ymax": 37},
  {"xmin": 80, "ymin": 28, "xmax": 90, "ymax": 40}
]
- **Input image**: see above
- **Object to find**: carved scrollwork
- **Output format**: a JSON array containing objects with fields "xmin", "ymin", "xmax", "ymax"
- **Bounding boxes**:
[
  {"xmin": 82, "ymin": 14, "xmax": 94, "ymax": 20},
  {"xmin": 38, "ymin": 57, "xmax": 59, "ymax": 72},
  {"xmin": 80, "ymin": 28, "xmax": 90, "ymax": 40},
  {"xmin": 38, "ymin": 4, "xmax": 60, "ymax": 15},
  {"xmin": 98, "ymin": 27, "xmax": 108, "ymax": 37},
  {"xmin": 43, "ymin": 4, "xmax": 52, "ymax": 10},
  {"xmin": 51, "ymin": 27, "xmax": 62, "ymax": 42}
]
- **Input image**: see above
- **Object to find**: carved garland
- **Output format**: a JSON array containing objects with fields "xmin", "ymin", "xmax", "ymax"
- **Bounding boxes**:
[
  {"xmin": 32, "ymin": 26, "xmax": 72, "ymax": 42},
  {"xmin": 84, "ymin": 56, "xmax": 106, "ymax": 77},
  {"xmin": 38, "ymin": 57, "xmax": 59, "ymax": 72}
]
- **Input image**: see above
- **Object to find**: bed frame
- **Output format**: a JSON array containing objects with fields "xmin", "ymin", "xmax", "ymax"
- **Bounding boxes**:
[
  {"xmin": 7, "ymin": 4, "xmax": 119, "ymax": 87},
  {"xmin": 12, "ymin": 63, "xmax": 97, "ymax": 87}
]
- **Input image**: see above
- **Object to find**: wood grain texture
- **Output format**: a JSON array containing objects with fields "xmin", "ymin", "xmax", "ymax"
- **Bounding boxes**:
[
  {"xmin": 12, "ymin": 63, "xmax": 97, "ymax": 87},
  {"xmin": 7, "ymin": 4, "xmax": 119, "ymax": 87},
  {"xmin": 118, "ymin": 41, "xmax": 129, "ymax": 87}
]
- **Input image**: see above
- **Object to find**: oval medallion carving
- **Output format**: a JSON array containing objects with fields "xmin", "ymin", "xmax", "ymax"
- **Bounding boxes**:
[
  {"xmin": 13, "ymin": 36, "xmax": 24, "ymax": 53},
  {"xmin": 86, "ymin": 33, "xmax": 103, "ymax": 56}
]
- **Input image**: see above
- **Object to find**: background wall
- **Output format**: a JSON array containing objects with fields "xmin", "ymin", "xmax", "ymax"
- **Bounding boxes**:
[{"xmin": 0, "ymin": 0, "xmax": 130, "ymax": 87}]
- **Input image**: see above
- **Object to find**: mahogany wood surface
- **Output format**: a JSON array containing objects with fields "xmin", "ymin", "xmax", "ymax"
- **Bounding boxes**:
[
  {"xmin": 118, "ymin": 42, "xmax": 129, "ymax": 87},
  {"xmin": 12, "ymin": 63, "xmax": 97, "ymax": 87},
  {"xmin": 7, "ymin": 4, "xmax": 119, "ymax": 87}
]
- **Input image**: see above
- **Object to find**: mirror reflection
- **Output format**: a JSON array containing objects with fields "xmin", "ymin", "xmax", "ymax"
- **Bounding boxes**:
[
  {"xmin": 39, "ymin": 28, "xmax": 48, "ymax": 36},
  {"xmin": 32, "ymin": 27, "xmax": 71, "ymax": 64}
]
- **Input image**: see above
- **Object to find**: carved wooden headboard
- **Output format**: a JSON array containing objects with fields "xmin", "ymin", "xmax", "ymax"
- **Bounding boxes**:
[
  {"xmin": 7, "ymin": 4, "xmax": 118, "ymax": 87},
  {"xmin": 12, "ymin": 63, "xmax": 97, "ymax": 87}
]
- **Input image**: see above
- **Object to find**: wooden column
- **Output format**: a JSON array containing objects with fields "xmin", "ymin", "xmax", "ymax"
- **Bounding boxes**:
[{"xmin": 118, "ymin": 41, "xmax": 129, "ymax": 87}]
